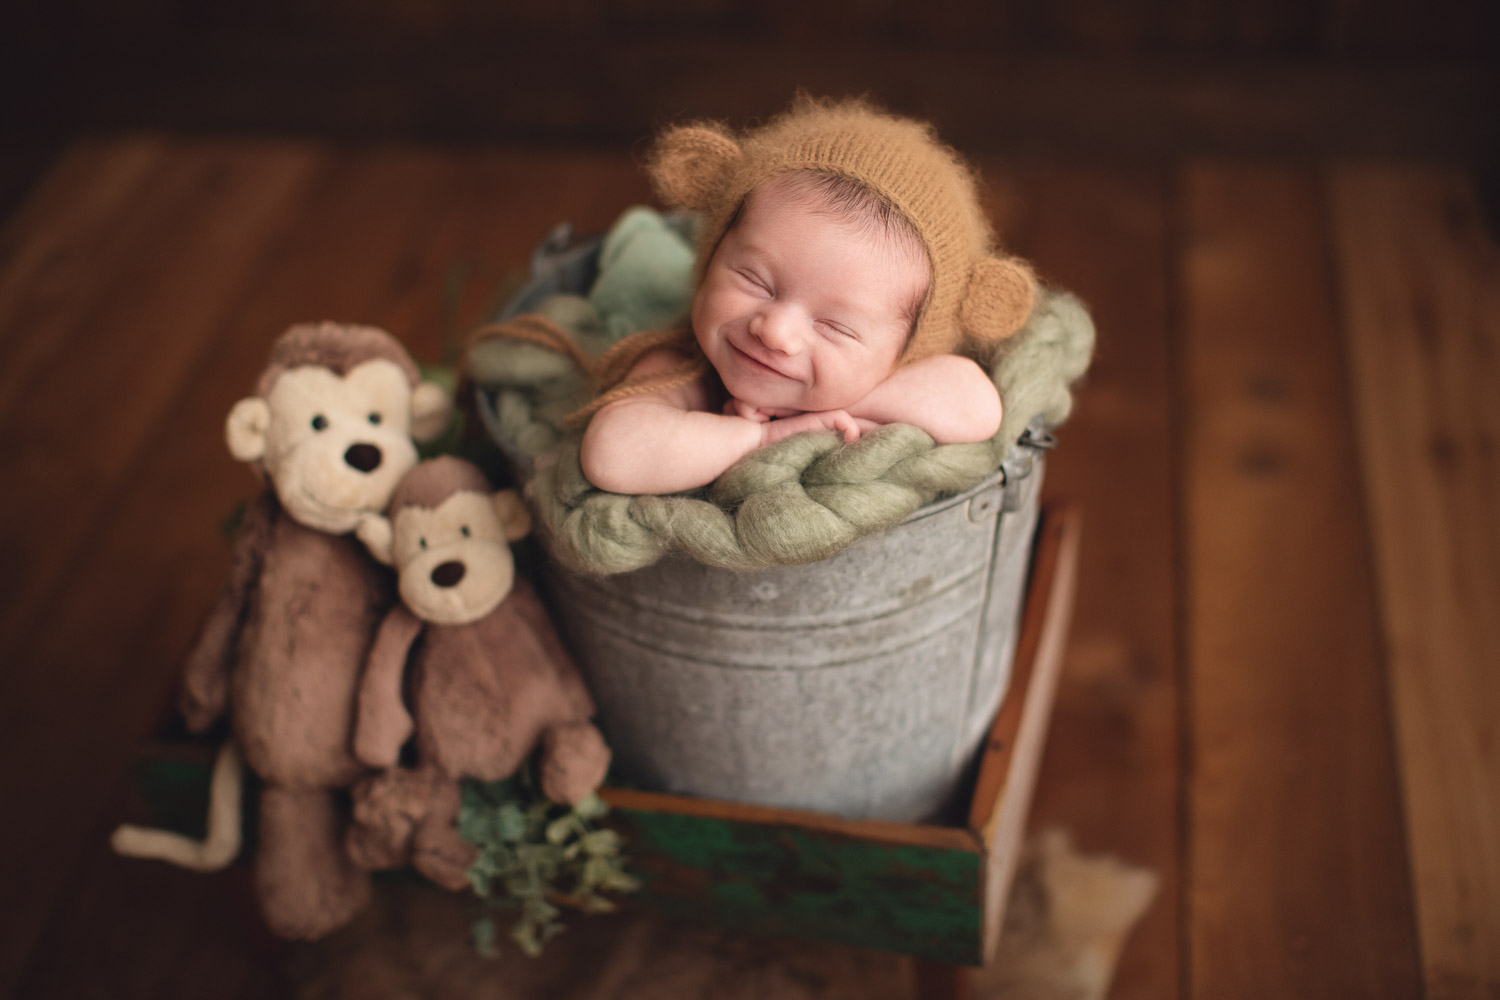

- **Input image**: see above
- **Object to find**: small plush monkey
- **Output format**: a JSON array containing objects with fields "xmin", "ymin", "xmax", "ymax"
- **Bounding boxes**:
[
  {"xmin": 114, "ymin": 322, "xmax": 450, "ymax": 941},
  {"xmin": 346, "ymin": 456, "xmax": 610, "ymax": 890}
]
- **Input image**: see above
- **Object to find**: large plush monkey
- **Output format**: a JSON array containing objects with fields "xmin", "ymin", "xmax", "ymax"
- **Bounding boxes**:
[
  {"xmin": 114, "ymin": 322, "xmax": 450, "ymax": 940},
  {"xmin": 345, "ymin": 456, "xmax": 610, "ymax": 890}
]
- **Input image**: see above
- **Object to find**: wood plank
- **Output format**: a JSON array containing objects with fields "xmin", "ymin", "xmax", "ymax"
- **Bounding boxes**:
[
  {"xmin": 0, "ymin": 141, "xmax": 456, "ymax": 996},
  {"xmin": 1, "ymin": 145, "xmax": 653, "ymax": 998},
  {"xmin": 0, "ymin": 138, "xmax": 326, "ymax": 659},
  {"xmin": 976, "ymin": 504, "xmax": 1082, "ymax": 963},
  {"xmin": 605, "ymin": 788, "xmax": 978, "ymax": 853},
  {"xmin": 1328, "ymin": 165, "xmax": 1500, "ymax": 998},
  {"xmin": 1000, "ymin": 165, "xmax": 1180, "ymax": 1000},
  {"xmin": 1179, "ymin": 164, "xmax": 1421, "ymax": 996}
]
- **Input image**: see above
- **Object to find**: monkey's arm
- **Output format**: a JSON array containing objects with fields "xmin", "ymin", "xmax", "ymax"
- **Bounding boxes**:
[
  {"xmin": 507, "ymin": 579, "xmax": 595, "ymax": 717},
  {"xmin": 354, "ymin": 604, "xmax": 423, "ymax": 768},
  {"xmin": 179, "ymin": 491, "xmax": 276, "ymax": 732}
]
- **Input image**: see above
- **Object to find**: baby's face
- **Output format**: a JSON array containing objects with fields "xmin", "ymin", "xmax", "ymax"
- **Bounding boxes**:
[{"xmin": 691, "ymin": 175, "xmax": 928, "ymax": 414}]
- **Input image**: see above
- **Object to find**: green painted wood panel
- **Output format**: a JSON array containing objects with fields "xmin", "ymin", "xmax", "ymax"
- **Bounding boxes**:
[{"xmin": 613, "ymin": 808, "xmax": 985, "ymax": 965}]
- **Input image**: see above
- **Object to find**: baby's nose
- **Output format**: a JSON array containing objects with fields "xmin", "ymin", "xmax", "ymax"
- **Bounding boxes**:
[{"xmin": 751, "ymin": 306, "xmax": 803, "ymax": 355}]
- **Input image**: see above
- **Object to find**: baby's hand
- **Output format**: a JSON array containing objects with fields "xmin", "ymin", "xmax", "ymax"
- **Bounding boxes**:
[
  {"xmin": 724, "ymin": 398, "xmax": 770, "ymax": 422},
  {"xmin": 761, "ymin": 409, "xmax": 861, "ymax": 446}
]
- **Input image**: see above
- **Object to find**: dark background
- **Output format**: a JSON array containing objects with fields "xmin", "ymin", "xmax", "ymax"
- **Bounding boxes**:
[{"xmin": 4, "ymin": 0, "xmax": 1498, "ymax": 207}]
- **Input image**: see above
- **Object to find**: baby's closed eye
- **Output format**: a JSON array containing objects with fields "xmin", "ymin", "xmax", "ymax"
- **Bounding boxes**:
[
  {"xmin": 735, "ymin": 269, "xmax": 772, "ymax": 294},
  {"xmin": 816, "ymin": 319, "xmax": 858, "ymax": 341}
]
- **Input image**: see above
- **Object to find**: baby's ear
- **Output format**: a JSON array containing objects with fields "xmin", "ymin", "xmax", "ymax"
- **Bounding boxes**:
[
  {"xmin": 959, "ymin": 257, "xmax": 1038, "ymax": 343},
  {"xmin": 648, "ymin": 124, "xmax": 742, "ymax": 213}
]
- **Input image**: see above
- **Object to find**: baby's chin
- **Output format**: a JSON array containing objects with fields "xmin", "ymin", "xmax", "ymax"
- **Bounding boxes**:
[{"xmin": 722, "ymin": 378, "xmax": 812, "ymax": 413}]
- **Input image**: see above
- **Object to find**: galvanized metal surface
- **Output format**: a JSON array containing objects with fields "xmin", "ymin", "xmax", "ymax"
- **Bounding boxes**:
[{"xmin": 544, "ymin": 457, "xmax": 1044, "ymax": 823}]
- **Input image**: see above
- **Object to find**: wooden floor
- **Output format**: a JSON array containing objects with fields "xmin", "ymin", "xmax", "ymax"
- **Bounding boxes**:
[{"xmin": 0, "ymin": 137, "xmax": 1495, "ymax": 999}]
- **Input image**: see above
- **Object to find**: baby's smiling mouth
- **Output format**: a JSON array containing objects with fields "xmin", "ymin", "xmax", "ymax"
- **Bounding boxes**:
[{"xmin": 730, "ymin": 342, "xmax": 797, "ymax": 380}]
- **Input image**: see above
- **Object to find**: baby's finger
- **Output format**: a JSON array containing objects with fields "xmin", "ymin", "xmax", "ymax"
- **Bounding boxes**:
[{"xmin": 725, "ymin": 398, "xmax": 769, "ymax": 422}]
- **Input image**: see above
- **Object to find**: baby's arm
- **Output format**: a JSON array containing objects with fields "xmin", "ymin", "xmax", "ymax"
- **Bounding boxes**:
[
  {"xmin": 580, "ymin": 352, "xmax": 858, "ymax": 495},
  {"xmin": 848, "ymin": 354, "xmax": 1002, "ymax": 444}
]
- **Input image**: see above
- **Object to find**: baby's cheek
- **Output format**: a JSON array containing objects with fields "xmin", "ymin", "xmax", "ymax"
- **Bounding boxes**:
[{"xmin": 827, "ymin": 354, "xmax": 895, "ymax": 407}]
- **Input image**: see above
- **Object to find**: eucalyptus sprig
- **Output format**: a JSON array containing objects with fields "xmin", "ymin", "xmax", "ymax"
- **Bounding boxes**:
[{"xmin": 459, "ymin": 768, "xmax": 641, "ymax": 957}]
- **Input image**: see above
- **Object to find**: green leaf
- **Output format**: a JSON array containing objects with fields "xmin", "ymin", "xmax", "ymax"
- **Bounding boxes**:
[
  {"xmin": 545, "ymin": 816, "xmax": 574, "ymax": 845},
  {"xmin": 573, "ymin": 793, "xmax": 609, "ymax": 820},
  {"xmin": 511, "ymin": 920, "xmax": 542, "ymax": 958},
  {"xmin": 603, "ymin": 869, "xmax": 643, "ymax": 894},
  {"xmin": 523, "ymin": 897, "xmax": 560, "ymax": 923},
  {"xmin": 457, "ymin": 807, "xmax": 496, "ymax": 847},
  {"xmin": 581, "ymin": 829, "xmax": 621, "ymax": 856},
  {"xmin": 473, "ymin": 916, "xmax": 499, "ymax": 959},
  {"xmin": 495, "ymin": 803, "xmax": 527, "ymax": 842},
  {"xmin": 456, "ymin": 759, "xmax": 636, "ymax": 959},
  {"xmin": 581, "ymin": 854, "xmax": 612, "ymax": 889}
]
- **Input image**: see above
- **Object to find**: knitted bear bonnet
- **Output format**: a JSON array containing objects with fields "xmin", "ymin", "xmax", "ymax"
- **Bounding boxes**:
[
  {"xmin": 577, "ymin": 95, "xmax": 1037, "ymax": 418},
  {"xmin": 648, "ymin": 94, "xmax": 1036, "ymax": 364}
]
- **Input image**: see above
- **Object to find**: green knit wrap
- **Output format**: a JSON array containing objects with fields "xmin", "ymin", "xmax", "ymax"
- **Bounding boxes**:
[{"xmin": 469, "ymin": 288, "xmax": 1094, "ymax": 576}]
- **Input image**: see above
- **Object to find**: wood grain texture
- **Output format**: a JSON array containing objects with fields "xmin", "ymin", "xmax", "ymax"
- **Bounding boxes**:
[
  {"xmin": 0, "ymin": 139, "xmax": 324, "ymax": 656},
  {"xmin": 1328, "ymin": 165, "xmax": 1500, "ymax": 999},
  {"xmin": 6, "ymin": 136, "xmax": 1489, "ymax": 997},
  {"xmin": 1179, "ymin": 165, "xmax": 1422, "ymax": 997},
  {"xmin": 977, "ymin": 505, "xmax": 1081, "ymax": 964},
  {"xmin": 1007, "ymin": 166, "xmax": 1181, "ymax": 1000},
  {"xmin": 0, "ymin": 139, "xmax": 651, "ymax": 999}
]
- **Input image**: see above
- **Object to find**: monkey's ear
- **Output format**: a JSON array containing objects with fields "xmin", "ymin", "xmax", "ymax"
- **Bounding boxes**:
[
  {"xmin": 356, "ymin": 514, "xmax": 395, "ymax": 565},
  {"xmin": 648, "ymin": 124, "xmax": 742, "ymax": 213},
  {"xmin": 492, "ymin": 490, "xmax": 531, "ymax": 542},
  {"xmin": 409, "ymin": 381, "xmax": 452, "ymax": 443},
  {"xmin": 958, "ymin": 257, "xmax": 1038, "ymax": 344},
  {"xmin": 225, "ymin": 397, "xmax": 271, "ymax": 463}
]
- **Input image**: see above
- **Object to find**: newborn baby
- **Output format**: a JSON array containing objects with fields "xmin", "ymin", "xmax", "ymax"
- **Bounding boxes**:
[{"xmin": 577, "ymin": 97, "xmax": 1039, "ymax": 496}]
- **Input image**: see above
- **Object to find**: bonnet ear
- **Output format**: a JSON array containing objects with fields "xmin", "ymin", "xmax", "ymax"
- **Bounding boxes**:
[
  {"xmin": 958, "ymin": 257, "xmax": 1038, "ymax": 343},
  {"xmin": 647, "ymin": 124, "xmax": 743, "ymax": 213}
]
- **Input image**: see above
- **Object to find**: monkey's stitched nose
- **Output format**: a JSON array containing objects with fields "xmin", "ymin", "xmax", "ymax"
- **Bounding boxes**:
[
  {"xmin": 430, "ymin": 561, "xmax": 466, "ymax": 588},
  {"xmin": 344, "ymin": 443, "xmax": 382, "ymax": 473}
]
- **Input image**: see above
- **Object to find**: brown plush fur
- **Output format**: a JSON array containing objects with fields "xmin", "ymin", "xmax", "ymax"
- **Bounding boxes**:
[
  {"xmin": 176, "ymin": 323, "xmax": 441, "ymax": 940},
  {"xmin": 347, "ymin": 458, "xmax": 610, "ymax": 891},
  {"xmin": 387, "ymin": 458, "xmax": 490, "ymax": 515},
  {"xmin": 255, "ymin": 321, "xmax": 421, "ymax": 397}
]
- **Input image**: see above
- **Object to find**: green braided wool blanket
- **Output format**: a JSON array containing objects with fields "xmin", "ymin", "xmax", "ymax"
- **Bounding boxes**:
[{"xmin": 469, "ymin": 288, "xmax": 1094, "ymax": 575}]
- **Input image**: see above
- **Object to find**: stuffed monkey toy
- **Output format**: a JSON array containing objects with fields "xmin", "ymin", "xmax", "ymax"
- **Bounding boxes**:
[
  {"xmin": 345, "ymin": 456, "xmax": 610, "ymax": 891},
  {"xmin": 113, "ymin": 322, "xmax": 451, "ymax": 941}
]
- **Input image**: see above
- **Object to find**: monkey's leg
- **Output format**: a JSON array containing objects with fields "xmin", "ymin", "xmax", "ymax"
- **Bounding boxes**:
[
  {"xmin": 540, "ymin": 720, "xmax": 610, "ymax": 806},
  {"xmin": 410, "ymin": 775, "xmax": 478, "ymax": 892},
  {"xmin": 345, "ymin": 767, "xmax": 440, "ymax": 871},
  {"xmin": 255, "ymin": 785, "xmax": 372, "ymax": 940}
]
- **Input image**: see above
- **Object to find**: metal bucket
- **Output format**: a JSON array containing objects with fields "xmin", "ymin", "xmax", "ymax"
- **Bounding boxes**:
[
  {"xmin": 543, "ymin": 456, "xmax": 1043, "ymax": 823},
  {"xmin": 486, "ymin": 220, "xmax": 1049, "ymax": 823}
]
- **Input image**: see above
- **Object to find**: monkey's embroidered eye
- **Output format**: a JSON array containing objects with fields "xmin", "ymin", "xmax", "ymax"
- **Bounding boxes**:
[
  {"xmin": 367, "ymin": 412, "xmax": 382, "ymax": 425},
  {"xmin": 460, "ymin": 526, "xmax": 470, "ymax": 538},
  {"xmin": 311, "ymin": 414, "xmax": 329, "ymax": 432},
  {"xmin": 419, "ymin": 538, "xmax": 427, "ymax": 550}
]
